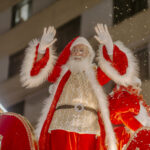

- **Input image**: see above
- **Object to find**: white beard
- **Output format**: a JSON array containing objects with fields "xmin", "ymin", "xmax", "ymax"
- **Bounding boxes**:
[{"xmin": 66, "ymin": 57, "xmax": 92, "ymax": 73}]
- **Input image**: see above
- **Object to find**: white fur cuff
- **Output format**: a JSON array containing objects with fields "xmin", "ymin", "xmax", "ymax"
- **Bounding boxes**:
[
  {"xmin": 20, "ymin": 39, "xmax": 56, "ymax": 88},
  {"xmin": 98, "ymin": 41, "xmax": 138, "ymax": 87}
]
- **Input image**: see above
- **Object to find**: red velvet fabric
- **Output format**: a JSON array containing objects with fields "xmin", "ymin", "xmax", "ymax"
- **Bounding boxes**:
[
  {"xmin": 120, "ymin": 113, "xmax": 143, "ymax": 131},
  {"xmin": 0, "ymin": 113, "xmax": 38, "ymax": 150},
  {"xmin": 96, "ymin": 67, "xmax": 110, "ymax": 86},
  {"xmin": 30, "ymin": 44, "xmax": 50, "ymax": 76},
  {"xmin": 39, "ymin": 70, "xmax": 71, "ymax": 150},
  {"xmin": 49, "ymin": 130, "xmax": 100, "ymax": 150},
  {"xmin": 108, "ymin": 86, "xmax": 146, "ymax": 149},
  {"xmin": 103, "ymin": 45, "xmax": 128, "ymax": 75},
  {"xmin": 109, "ymin": 90, "xmax": 141, "ymax": 130},
  {"xmin": 114, "ymin": 126, "xmax": 130, "ymax": 150},
  {"xmin": 47, "ymin": 65, "xmax": 61, "ymax": 83}
]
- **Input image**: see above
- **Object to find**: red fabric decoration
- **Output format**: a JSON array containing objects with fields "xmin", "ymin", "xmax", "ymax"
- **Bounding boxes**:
[
  {"xmin": 30, "ymin": 44, "xmax": 50, "ymax": 76},
  {"xmin": 109, "ymin": 89, "xmax": 142, "ymax": 130},
  {"xmin": 48, "ymin": 37, "xmax": 78, "ymax": 83},
  {"xmin": 114, "ymin": 126, "xmax": 130, "ymax": 150},
  {"xmin": 126, "ymin": 128, "xmax": 150, "ymax": 150},
  {"xmin": 103, "ymin": 45, "xmax": 128, "ymax": 75},
  {"xmin": 97, "ymin": 67, "xmax": 111, "ymax": 86},
  {"xmin": 0, "ymin": 113, "xmax": 38, "ymax": 150},
  {"xmin": 123, "ymin": 86, "xmax": 150, "ymax": 117},
  {"xmin": 48, "ymin": 130, "xmax": 100, "ymax": 150},
  {"xmin": 108, "ymin": 85, "xmax": 149, "ymax": 149},
  {"xmin": 39, "ymin": 70, "xmax": 71, "ymax": 150},
  {"xmin": 120, "ymin": 112, "xmax": 143, "ymax": 131}
]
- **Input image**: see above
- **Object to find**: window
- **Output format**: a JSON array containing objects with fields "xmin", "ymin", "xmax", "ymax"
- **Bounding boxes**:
[
  {"xmin": 56, "ymin": 16, "xmax": 81, "ymax": 53},
  {"xmin": 113, "ymin": 0, "xmax": 148, "ymax": 24},
  {"xmin": 8, "ymin": 101, "xmax": 25, "ymax": 115},
  {"xmin": 12, "ymin": 0, "xmax": 32, "ymax": 27},
  {"xmin": 135, "ymin": 47, "xmax": 149, "ymax": 80},
  {"xmin": 8, "ymin": 49, "xmax": 24, "ymax": 78}
]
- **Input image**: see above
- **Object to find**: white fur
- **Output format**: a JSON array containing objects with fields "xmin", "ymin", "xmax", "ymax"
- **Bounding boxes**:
[
  {"xmin": 66, "ymin": 56, "xmax": 92, "ymax": 73},
  {"xmin": 135, "ymin": 102, "xmax": 150, "ymax": 127},
  {"xmin": 84, "ymin": 65, "xmax": 117, "ymax": 150},
  {"xmin": 20, "ymin": 39, "xmax": 57, "ymax": 88},
  {"xmin": 35, "ymin": 66, "xmax": 68, "ymax": 138},
  {"xmin": 98, "ymin": 41, "xmax": 138, "ymax": 87}
]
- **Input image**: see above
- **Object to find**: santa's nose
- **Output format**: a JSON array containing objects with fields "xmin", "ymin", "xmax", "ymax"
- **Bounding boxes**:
[{"xmin": 76, "ymin": 52, "xmax": 80, "ymax": 55}]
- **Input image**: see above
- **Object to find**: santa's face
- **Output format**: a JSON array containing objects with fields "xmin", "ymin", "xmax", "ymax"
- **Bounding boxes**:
[{"xmin": 71, "ymin": 44, "xmax": 89, "ymax": 61}]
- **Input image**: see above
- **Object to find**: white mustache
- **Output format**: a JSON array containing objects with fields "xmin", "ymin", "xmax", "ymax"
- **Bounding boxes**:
[{"xmin": 73, "ymin": 56, "xmax": 82, "ymax": 59}]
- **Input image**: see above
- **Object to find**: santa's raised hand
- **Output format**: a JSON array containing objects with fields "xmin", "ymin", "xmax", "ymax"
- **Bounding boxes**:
[
  {"xmin": 94, "ymin": 24, "xmax": 113, "ymax": 55},
  {"xmin": 38, "ymin": 26, "xmax": 57, "ymax": 54}
]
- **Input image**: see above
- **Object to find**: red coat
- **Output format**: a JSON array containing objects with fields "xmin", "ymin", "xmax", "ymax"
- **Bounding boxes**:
[
  {"xmin": 21, "ymin": 37, "xmax": 138, "ymax": 150},
  {"xmin": 28, "ymin": 40, "xmax": 131, "ymax": 150}
]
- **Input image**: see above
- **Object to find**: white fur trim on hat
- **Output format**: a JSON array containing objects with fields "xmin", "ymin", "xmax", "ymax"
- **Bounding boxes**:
[{"xmin": 70, "ymin": 37, "xmax": 95, "ymax": 62}]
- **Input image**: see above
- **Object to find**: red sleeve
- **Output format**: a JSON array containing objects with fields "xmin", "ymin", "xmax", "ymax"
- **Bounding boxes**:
[
  {"xmin": 109, "ymin": 90, "xmax": 142, "ymax": 131},
  {"xmin": 47, "ymin": 65, "xmax": 61, "ymax": 83},
  {"xmin": 97, "ymin": 67, "xmax": 111, "ymax": 86},
  {"xmin": 30, "ymin": 44, "xmax": 50, "ymax": 76},
  {"xmin": 103, "ymin": 45, "xmax": 128, "ymax": 75}
]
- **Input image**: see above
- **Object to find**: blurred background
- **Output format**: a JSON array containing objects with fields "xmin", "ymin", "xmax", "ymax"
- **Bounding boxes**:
[{"xmin": 0, "ymin": 0, "xmax": 150, "ymax": 127}]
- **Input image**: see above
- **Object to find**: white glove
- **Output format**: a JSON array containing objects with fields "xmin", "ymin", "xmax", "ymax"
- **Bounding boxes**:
[
  {"xmin": 94, "ymin": 24, "xmax": 113, "ymax": 55},
  {"xmin": 38, "ymin": 26, "xmax": 57, "ymax": 54}
]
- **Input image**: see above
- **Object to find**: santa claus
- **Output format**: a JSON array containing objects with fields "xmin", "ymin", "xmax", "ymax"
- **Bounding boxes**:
[{"xmin": 20, "ymin": 24, "xmax": 138, "ymax": 150}]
